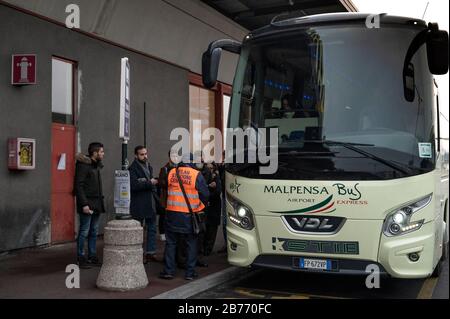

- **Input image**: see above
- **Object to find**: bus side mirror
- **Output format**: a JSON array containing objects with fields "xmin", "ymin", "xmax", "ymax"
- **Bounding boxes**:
[
  {"xmin": 403, "ymin": 24, "xmax": 448, "ymax": 101},
  {"xmin": 202, "ymin": 39, "xmax": 242, "ymax": 89},
  {"xmin": 202, "ymin": 48, "xmax": 222, "ymax": 89},
  {"xmin": 427, "ymin": 26, "xmax": 449, "ymax": 75}
]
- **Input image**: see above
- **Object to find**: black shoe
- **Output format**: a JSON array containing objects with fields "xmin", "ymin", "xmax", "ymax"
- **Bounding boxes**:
[
  {"xmin": 185, "ymin": 272, "xmax": 199, "ymax": 281},
  {"xmin": 77, "ymin": 256, "xmax": 92, "ymax": 269},
  {"xmin": 196, "ymin": 260, "xmax": 208, "ymax": 268},
  {"xmin": 87, "ymin": 256, "xmax": 102, "ymax": 267},
  {"xmin": 159, "ymin": 272, "xmax": 174, "ymax": 280}
]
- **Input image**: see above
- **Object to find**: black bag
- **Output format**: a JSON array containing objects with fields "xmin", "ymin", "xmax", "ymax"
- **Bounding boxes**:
[
  {"xmin": 192, "ymin": 212, "xmax": 206, "ymax": 235},
  {"xmin": 194, "ymin": 212, "xmax": 206, "ymax": 234},
  {"xmin": 152, "ymin": 191, "xmax": 165, "ymax": 215},
  {"xmin": 175, "ymin": 167, "xmax": 206, "ymax": 235}
]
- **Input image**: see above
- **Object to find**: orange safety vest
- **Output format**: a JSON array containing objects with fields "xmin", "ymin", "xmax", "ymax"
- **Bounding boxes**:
[{"xmin": 166, "ymin": 167, "xmax": 205, "ymax": 214}]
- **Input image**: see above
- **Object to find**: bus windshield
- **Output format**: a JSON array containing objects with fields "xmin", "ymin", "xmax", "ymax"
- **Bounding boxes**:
[{"xmin": 228, "ymin": 25, "xmax": 437, "ymax": 180}]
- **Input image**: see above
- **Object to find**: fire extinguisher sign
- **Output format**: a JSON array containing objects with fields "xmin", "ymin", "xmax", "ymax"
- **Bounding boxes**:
[{"xmin": 12, "ymin": 54, "xmax": 37, "ymax": 85}]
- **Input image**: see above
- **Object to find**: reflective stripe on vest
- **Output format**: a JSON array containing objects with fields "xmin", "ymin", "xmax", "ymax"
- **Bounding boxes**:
[
  {"xmin": 166, "ymin": 167, "xmax": 205, "ymax": 213},
  {"xmin": 166, "ymin": 200, "xmax": 201, "ymax": 209},
  {"xmin": 167, "ymin": 191, "xmax": 199, "ymax": 200}
]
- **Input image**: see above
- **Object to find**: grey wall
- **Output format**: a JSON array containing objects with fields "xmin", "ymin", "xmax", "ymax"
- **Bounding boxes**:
[
  {"xmin": 0, "ymin": 4, "xmax": 189, "ymax": 252},
  {"xmin": 2, "ymin": 0, "xmax": 248, "ymax": 84}
]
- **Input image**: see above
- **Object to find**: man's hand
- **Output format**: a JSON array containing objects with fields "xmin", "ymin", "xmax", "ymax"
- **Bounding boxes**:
[
  {"xmin": 151, "ymin": 178, "xmax": 158, "ymax": 185},
  {"xmin": 82, "ymin": 206, "xmax": 93, "ymax": 215},
  {"xmin": 209, "ymin": 181, "xmax": 217, "ymax": 188}
]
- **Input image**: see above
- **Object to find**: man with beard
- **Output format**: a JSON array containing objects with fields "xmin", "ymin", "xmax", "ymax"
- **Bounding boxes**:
[
  {"xmin": 129, "ymin": 145, "xmax": 160, "ymax": 263},
  {"xmin": 74, "ymin": 142, "xmax": 106, "ymax": 269}
]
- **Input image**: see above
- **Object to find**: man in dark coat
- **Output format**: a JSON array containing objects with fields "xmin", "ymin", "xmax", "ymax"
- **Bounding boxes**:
[
  {"xmin": 203, "ymin": 163, "xmax": 222, "ymax": 256},
  {"xmin": 217, "ymin": 154, "xmax": 228, "ymax": 254},
  {"xmin": 74, "ymin": 142, "xmax": 106, "ymax": 269},
  {"xmin": 129, "ymin": 145, "xmax": 159, "ymax": 263}
]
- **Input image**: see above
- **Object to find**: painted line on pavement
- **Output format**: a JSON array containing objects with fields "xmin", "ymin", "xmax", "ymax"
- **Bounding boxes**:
[
  {"xmin": 417, "ymin": 277, "xmax": 439, "ymax": 299},
  {"xmin": 151, "ymin": 266, "xmax": 254, "ymax": 299},
  {"xmin": 234, "ymin": 287, "xmax": 348, "ymax": 299}
]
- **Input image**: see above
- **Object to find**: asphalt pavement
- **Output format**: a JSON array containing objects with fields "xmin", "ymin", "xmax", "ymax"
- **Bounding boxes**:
[{"xmin": 192, "ymin": 257, "xmax": 449, "ymax": 299}]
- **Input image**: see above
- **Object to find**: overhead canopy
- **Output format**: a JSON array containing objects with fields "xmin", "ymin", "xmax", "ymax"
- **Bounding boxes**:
[{"xmin": 201, "ymin": 0, "xmax": 358, "ymax": 30}]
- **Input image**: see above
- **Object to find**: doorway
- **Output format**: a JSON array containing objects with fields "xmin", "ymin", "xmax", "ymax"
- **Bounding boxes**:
[{"xmin": 50, "ymin": 57, "xmax": 77, "ymax": 243}]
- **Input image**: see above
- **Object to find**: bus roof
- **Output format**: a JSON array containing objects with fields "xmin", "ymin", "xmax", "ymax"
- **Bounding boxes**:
[{"xmin": 247, "ymin": 13, "xmax": 427, "ymax": 39}]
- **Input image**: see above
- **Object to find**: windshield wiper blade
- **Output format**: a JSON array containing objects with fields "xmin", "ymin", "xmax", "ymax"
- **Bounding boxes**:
[
  {"xmin": 321, "ymin": 140, "xmax": 411, "ymax": 175},
  {"xmin": 279, "ymin": 150, "xmax": 339, "ymax": 156},
  {"xmin": 304, "ymin": 140, "xmax": 374, "ymax": 147}
]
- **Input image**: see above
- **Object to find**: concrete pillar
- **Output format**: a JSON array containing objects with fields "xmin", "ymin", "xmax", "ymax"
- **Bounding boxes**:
[{"xmin": 96, "ymin": 219, "xmax": 148, "ymax": 291}]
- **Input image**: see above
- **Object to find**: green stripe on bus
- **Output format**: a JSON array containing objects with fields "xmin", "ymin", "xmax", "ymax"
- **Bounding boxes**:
[{"xmin": 270, "ymin": 195, "xmax": 333, "ymax": 214}]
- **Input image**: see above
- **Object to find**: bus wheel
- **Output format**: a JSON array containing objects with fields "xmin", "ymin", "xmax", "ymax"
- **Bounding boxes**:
[
  {"xmin": 431, "ymin": 259, "xmax": 443, "ymax": 278},
  {"xmin": 442, "ymin": 241, "xmax": 448, "ymax": 261}
]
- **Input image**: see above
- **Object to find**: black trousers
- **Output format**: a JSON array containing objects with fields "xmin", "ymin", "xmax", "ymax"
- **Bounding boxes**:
[
  {"xmin": 203, "ymin": 222, "xmax": 219, "ymax": 255},
  {"xmin": 178, "ymin": 230, "xmax": 208, "ymax": 265},
  {"xmin": 158, "ymin": 212, "xmax": 165, "ymax": 235}
]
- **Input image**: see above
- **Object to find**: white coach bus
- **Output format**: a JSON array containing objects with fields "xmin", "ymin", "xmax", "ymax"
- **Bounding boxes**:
[{"xmin": 202, "ymin": 13, "xmax": 449, "ymax": 278}]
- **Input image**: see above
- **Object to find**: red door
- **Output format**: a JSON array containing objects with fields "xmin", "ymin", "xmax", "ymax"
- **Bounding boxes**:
[{"xmin": 51, "ymin": 123, "xmax": 76, "ymax": 243}]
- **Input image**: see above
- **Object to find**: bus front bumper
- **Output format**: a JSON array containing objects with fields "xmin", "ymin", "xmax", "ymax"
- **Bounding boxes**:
[
  {"xmin": 226, "ymin": 220, "xmax": 438, "ymax": 279},
  {"xmin": 378, "ymin": 220, "xmax": 437, "ymax": 279}
]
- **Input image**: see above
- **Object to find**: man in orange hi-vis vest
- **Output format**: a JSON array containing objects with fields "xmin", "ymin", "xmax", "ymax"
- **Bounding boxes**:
[{"xmin": 159, "ymin": 153, "xmax": 210, "ymax": 281}]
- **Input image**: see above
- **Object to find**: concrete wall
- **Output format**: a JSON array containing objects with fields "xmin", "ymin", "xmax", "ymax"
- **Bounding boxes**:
[
  {"xmin": 2, "ymin": 0, "xmax": 248, "ymax": 84},
  {"xmin": 0, "ymin": 4, "xmax": 189, "ymax": 252}
]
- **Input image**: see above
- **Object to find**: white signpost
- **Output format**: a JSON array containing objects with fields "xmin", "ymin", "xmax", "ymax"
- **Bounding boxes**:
[{"xmin": 119, "ymin": 57, "xmax": 130, "ymax": 141}]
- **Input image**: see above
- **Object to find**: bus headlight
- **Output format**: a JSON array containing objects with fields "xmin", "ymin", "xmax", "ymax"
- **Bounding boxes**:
[
  {"xmin": 226, "ymin": 193, "xmax": 255, "ymax": 230},
  {"xmin": 383, "ymin": 194, "xmax": 432, "ymax": 237}
]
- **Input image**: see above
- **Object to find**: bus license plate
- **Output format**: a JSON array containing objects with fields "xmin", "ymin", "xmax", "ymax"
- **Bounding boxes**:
[{"xmin": 300, "ymin": 258, "xmax": 331, "ymax": 271}]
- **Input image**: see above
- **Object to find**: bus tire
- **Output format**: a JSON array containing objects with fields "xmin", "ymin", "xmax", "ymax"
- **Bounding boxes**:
[
  {"xmin": 431, "ymin": 259, "xmax": 442, "ymax": 278},
  {"xmin": 442, "ymin": 241, "xmax": 448, "ymax": 262}
]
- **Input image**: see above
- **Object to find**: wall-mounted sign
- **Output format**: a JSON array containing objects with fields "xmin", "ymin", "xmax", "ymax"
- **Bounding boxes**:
[
  {"xmin": 12, "ymin": 54, "xmax": 37, "ymax": 85},
  {"xmin": 57, "ymin": 153, "xmax": 67, "ymax": 171},
  {"xmin": 119, "ymin": 57, "xmax": 130, "ymax": 140},
  {"xmin": 8, "ymin": 138, "xmax": 36, "ymax": 170}
]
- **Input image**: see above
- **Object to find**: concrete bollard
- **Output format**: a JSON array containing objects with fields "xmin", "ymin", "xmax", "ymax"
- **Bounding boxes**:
[{"xmin": 96, "ymin": 219, "xmax": 148, "ymax": 291}]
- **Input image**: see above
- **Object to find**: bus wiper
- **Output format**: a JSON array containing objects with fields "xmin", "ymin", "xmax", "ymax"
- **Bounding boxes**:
[
  {"xmin": 278, "ymin": 150, "xmax": 338, "ymax": 156},
  {"xmin": 320, "ymin": 140, "xmax": 412, "ymax": 175},
  {"xmin": 304, "ymin": 140, "xmax": 374, "ymax": 147}
]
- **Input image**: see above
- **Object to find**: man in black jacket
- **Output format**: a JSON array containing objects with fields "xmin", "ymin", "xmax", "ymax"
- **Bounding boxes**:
[
  {"xmin": 129, "ymin": 146, "xmax": 159, "ymax": 263},
  {"xmin": 74, "ymin": 142, "xmax": 106, "ymax": 269},
  {"xmin": 203, "ymin": 163, "xmax": 222, "ymax": 256}
]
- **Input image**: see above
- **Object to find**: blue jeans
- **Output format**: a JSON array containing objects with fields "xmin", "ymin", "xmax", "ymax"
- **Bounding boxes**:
[
  {"xmin": 137, "ymin": 217, "xmax": 157, "ymax": 255},
  {"xmin": 163, "ymin": 230, "xmax": 197, "ymax": 277},
  {"xmin": 77, "ymin": 213, "xmax": 100, "ymax": 258}
]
